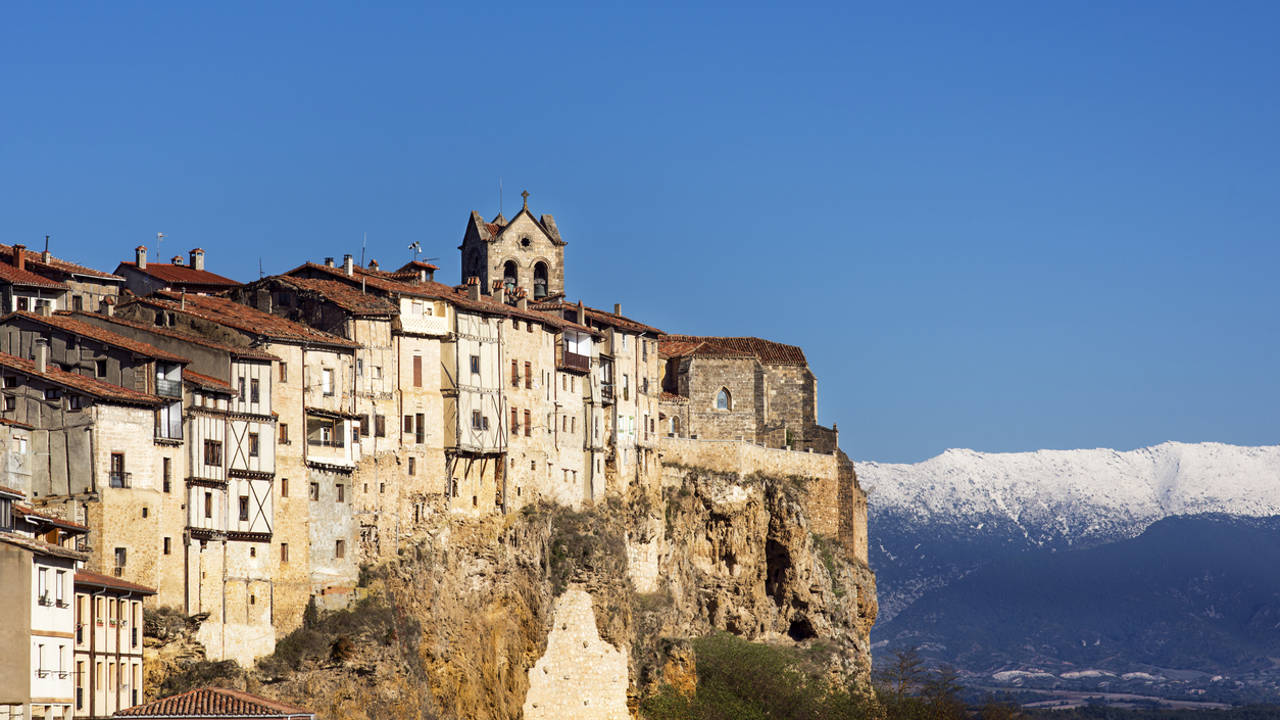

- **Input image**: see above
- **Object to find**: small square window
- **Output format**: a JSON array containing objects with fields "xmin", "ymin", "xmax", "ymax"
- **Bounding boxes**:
[
  {"xmin": 309, "ymin": 482, "xmax": 319, "ymax": 501},
  {"xmin": 95, "ymin": 360, "xmax": 107, "ymax": 377}
]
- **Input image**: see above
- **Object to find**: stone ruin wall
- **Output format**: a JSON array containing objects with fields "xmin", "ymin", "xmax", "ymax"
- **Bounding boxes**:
[{"xmin": 657, "ymin": 436, "xmax": 868, "ymax": 564}]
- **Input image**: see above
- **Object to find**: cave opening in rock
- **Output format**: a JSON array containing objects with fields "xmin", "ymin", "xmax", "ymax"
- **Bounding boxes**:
[{"xmin": 788, "ymin": 617, "xmax": 816, "ymax": 641}]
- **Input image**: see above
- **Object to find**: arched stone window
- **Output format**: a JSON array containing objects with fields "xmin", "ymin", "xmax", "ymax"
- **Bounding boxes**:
[
  {"xmin": 671, "ymin": 416, "xmax": 681, "ymax": 435},
  {"xmin": 533, "ymin": 262, "xmax": 549, "ymax": 299},
  {"xmin": 502, "ymin": 260, "xmax": 518, "ymax": 293},
  {"xmin": 715, "ymin": 388, "xmax": 731, "ymax": 410}
]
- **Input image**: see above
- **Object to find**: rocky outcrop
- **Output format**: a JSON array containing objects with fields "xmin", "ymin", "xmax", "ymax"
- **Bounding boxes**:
[{"xmin": 146, "ymin": 465, "xmax": 876, "ymax": 719}]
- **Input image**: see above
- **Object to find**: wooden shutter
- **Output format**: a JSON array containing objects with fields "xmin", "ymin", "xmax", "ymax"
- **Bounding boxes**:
[{"xmin": 413, "ymin": 356, "xmax": 422, "ymax": 387}]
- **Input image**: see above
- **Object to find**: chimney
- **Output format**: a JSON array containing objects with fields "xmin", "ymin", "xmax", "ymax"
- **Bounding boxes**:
[
  {"xmin": 324, "ymin": 257, "xmax": 335, "ymax": 268},
  {"xmin": 34, "ymin": 339, "xmax": 47, "ymax": 374},
  {"xmin": 189, "ymin": 248, "xmax": 205, "ymax": 271},
  {"xmin": 12, "ymin": 244, "xmax": 25, "ymax": 271},
  {"xmin": 368, "ymin": 259, "xmax": 379, "ymax": 271},
  {"xmin": 613, "ymin": 303, "xmax": 622, "ymax": 316},
  {"xmin": 171, "ymin": 256, "xmax": 184, "ymax": 265},
  {"xmin": 343, "ymin": 254, "xmax": 354, "ymax": 277},
  {"xmin": 418, "ymin": 269, "xmax": 429, "ymax": 283},
  {"xmin": 135, "ymin": 246, "xmax": 147, "ymax": 270},
  {"xmin": 466, "ymin": 276, "xmax": 481, "ymax": 301},
  {"xmin": 41, "ymin": 249, "xmax": 51, "ymax": 264},
  {"xmin": 102, "ymin": 297, "xmax": 115, "ymax": 317}
]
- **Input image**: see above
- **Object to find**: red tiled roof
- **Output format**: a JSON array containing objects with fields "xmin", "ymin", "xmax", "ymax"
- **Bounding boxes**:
[
  {"xmin": 183, "ymin": 370, "xmax": 233, "ymax": 393},
  {"xmin": 0, "ymin": 244, "xmax": 122, "ymax": 281},
  {"xmin": 268, "ymin": 276, "xmax": 398, "ymax": 316},
  {"xmin": 659, "ymin": 391, "xmax": 688, "ymax": 404},
  {"xmin": 0, "ymin": 257, "xmax": 67, "ymax": 289},
  {"xmin": 0, "ymin": 416, "xmax": 33, "ymax": 430},
  {"xmin": 115, "ymin": 261, "xmax": 240, "ymax": 287},
  {"xmin": 0, "ymin": 530, "xmax": 88, "ymax": 562},
  {"xmin": 8, "ymin": 312, "xmax": 191, "ymax": 364},
  {"xmin": 114, "ymin": 687, "xmax": 314, "ymax": 718},
  {"xmin": 133, "ymin": 292, "xmax": 359, "ymax": 349},
  {"xmin": 288, "ymin": 263, "xmax": 594, "ymax": 333},
  {"xmin": 532, "ymin": 300, "xmax": 663, "ymax": 335},
  {"xmin": 394, "ymin": 259, "xmax": 440, "ymax": 273},
  {"xmin": 66, "ymin": 312, "xmax": 280, "ymax": 361},
  {"xmin": 0, "ymin": 351, "xmax": 163, "ymax": 406},
  {"xmin": 75, "ymin": 569, "xmax": 156, "ymax": 595},
  {"xmin": 0, "ymin": 484, "xmax": 24, "ymax": 499},
  {"xmin": 659, "ymin": 335, "xmax": 808, "ymax": 365},
  {"xmin": 15, "ymin": 504, "xmax": 88, "ymax": 531}
]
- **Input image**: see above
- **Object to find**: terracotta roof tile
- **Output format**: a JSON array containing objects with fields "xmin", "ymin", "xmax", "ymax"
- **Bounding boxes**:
[
  {"xmin": 659, "ymin": 391, "xmax": 688, "ymax": 404},
  {"xmin": 15, "ymin": 504, "xmax": 88, "ymax": 531},
  {"xmin": 75, "ymin": 569, "xmax": 156, "ymax": 595},
  {"xmin": 0, "ymin": 257, "xmax": 67, "ymax": 289},
  {"xmin": 116, "ymin": 261, "xmax": 239, "ymax": 288},
  {"xmin": 268, "ymin": 276, "xmax": 398, "ymax": 316},
  {"xmin": 0, "ymin": 351, "xmax": 163, "ymax": 406},
  {"xmin": 0, "ymin": 484, "xmax": 24, "ymax": 498},
  {"xmin": 134, "ymin": 293, "xmax": 359, "ymax": 349},
  {"xmin": 0, "ymin": 530, "xmax": 88, "ymax": 562},
  {"xmin": 531, "ymin": 300, "xmax": 663, "ymax": 335},
  {"xmin": 183, "ymin": 370, "xmax": 233, "ymax": 393},
  {"xmin": 9, "ymin": 312, "xmax": 191, "ymax": 364},
  {"xmin": 659, "ymin": 335, "xmax": 808, "ymax": 365},
  {"xmin": 288, "ymin": 263, "xmax": 593, "ymax": 333},
  {"xmin": 393, "ymin": 259, "xmax": 440, "ymax": 273},
  {"xmin": 114, "ymin": 687, "xmax": 314, "ymax": 718},
  {"xmin": 66, "ymin": 312, "xmax": 280, "ymax": 361},
  {"xmin": 0, "ymin": 244, "xmax": 122, "ymax": 281}
]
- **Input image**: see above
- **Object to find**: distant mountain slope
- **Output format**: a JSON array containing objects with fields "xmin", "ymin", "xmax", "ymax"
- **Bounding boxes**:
[
  {"xmin": 876, "ymin": 514, "xmax": 1280, "ymax": 678},
  {"xmin": 859, "ymin": 442, "xmax": 1280, "ymax": 621}
]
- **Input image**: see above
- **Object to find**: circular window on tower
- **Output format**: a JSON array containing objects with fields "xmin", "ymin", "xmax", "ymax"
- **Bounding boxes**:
[{"xmin": 521, "ymin": 237, "xmax": 532, "ymax": 248}]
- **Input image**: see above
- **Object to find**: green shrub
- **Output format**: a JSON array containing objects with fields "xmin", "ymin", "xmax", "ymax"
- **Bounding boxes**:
[{"xmin": 641, "ymin": 632, "xmax": 874, "ymax": 720}]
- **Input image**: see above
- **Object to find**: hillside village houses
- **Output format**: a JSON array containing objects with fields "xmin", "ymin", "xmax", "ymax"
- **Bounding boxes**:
[{"xmin": 0, "ymin": 194, "xmax": 868, "ymax": 704}]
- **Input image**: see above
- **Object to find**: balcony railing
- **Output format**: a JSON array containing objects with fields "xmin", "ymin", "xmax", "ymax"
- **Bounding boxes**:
[
  {"xmin": 559, "ymin": 351, "xmax": 589, "ymax": 373},
  {"xmin": 108, "ymin": 471, "xmax": 131, "ymax": 488},
  {"xmin": 600, "ymin": 382, "xmax": 614, "ymax": 403},
  {"xmin": 307, "ymin": 437, "xmax": 345, "ymax": 449},
  {"xmin": 155, "ymin": 377, "xmax": 182, "ymax": 398}
]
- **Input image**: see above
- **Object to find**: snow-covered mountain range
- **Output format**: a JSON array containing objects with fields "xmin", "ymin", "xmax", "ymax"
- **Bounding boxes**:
[{"xmin": 859, "ymin": 441, "xmax": 1280, "ymax": 622}]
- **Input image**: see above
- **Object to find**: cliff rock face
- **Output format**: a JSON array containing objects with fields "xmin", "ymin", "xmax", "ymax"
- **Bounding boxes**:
[{"xmin": 148, "ymin": 465, "xmax": 876, "ymax": 719}]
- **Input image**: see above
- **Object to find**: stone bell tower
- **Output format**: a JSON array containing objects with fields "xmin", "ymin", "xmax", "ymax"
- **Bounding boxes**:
[{"xmin": 458, "ymin": 190, "xmax": 566, "ymax": 300}]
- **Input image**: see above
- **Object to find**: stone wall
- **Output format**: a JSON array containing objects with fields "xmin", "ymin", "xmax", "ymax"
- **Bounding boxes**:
[
  {"xmin": 522, "ymin": 587, "xmax": 630, "ymax": 720},
  {"xmin": 658, "ymin": 436, "xmax": 865, "ymax": 558}
]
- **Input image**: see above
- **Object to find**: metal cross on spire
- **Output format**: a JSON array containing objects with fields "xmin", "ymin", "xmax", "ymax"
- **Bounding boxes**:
[{"xmin": 521, "ymin": 190, "xmax": 529, "ymax": 210}]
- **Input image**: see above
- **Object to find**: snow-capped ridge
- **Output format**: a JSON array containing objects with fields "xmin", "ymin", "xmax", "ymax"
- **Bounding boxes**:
[{"xmin": 862, "ymin": 441, "xmax": 1280, "ymax": 538}]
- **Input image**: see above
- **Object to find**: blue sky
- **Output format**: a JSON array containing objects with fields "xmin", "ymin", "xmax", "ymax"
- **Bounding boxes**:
[{"xmin": 2, "ymin": 2, "xmax": 1278, "ymax": 462}]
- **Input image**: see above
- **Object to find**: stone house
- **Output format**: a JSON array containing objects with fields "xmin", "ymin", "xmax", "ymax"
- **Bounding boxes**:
[
  {"xmin": 0, "ymin": 484, "xmax": 90, "ymax": 720},
  {"xmin": 0, "ymin": 245, "xmax": 69, "ymax": 316},
  {"xmin": 112, "ymin": 292, "xmax": 360, "ymax": 636},
  {"xmin": 228, "ymin": 272, "xmax": 428, "ymax": 555},
  {"xmin": 0, "ymin": 243, "xmax": 124, "ymax": 314},
  {"xmin": 114, "ymin": 248, "xmax": 239, "ymax": 297},
  {"xmin": 73, "ymin": 570, "xmax": 154, "ymax": 719},
  {"xmin": 0, "ymin": 339, "xmax": 188, "ymax": 609},
  {"xmin": 63, "ymin": 310, "xmax": 287, "ymax": 659}
]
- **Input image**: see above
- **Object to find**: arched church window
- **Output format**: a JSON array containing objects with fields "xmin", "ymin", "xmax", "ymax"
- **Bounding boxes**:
[
  {"xmin": 715, "ymin": 388, "xmax": 731, "ymax": 410},
  {"xmin": 533, "ymin": 262, "xmax": 548, "ymax": 300},
  {"xmin": 502, "ymin": 261, "xmax": 518, "ymax": 293}
]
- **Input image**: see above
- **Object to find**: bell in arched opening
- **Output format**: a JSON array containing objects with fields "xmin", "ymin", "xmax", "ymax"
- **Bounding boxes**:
[{"xmin": 533, "ymin": 261, "xmax": 548, "ymax": 299}]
